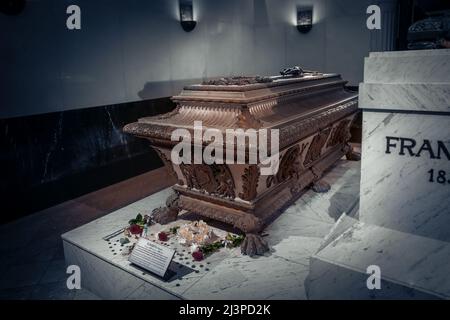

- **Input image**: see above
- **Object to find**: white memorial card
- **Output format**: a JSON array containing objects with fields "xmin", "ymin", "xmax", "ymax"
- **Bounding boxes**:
[{"xmin": 128, "ymin": 238, "xmax": 175, "ymax": 278}]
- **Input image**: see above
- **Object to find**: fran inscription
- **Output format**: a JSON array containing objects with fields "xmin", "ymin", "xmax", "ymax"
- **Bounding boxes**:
[{"xmin": 385, "ymin": 136, "xmax": 450, "ymax": 185}]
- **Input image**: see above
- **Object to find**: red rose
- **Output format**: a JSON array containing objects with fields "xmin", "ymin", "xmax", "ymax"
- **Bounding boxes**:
[
  {"xmin": 129, "ymin": 224, "xmax": 143, "ymax": 235},
  {"xmin": 192, "ymin": 250, "xmax": 204, "ymax": 261},
  {"xmin": 158, "ymin": 232, "xmax": 168, "ymax": 242}
]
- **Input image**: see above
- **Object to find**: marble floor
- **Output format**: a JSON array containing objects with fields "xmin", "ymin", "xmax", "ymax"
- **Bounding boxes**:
[
  {"xmin": 0, "ymin": 200, "xmax": 102, "ymax": 299},
  {"xmin": 0, "ymin": 157, "xmax": 361, "ymax": 300}
]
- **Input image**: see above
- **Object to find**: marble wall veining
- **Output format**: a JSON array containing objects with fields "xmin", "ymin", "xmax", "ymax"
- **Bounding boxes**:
[
  {"xmin": 359, "ymin": 111, "xmax": 450, "ymax": 242},
  {"xmin": 0, "ymin": 98, "xmax": 174, "ymax": 223},
  {"xmin": 358, "ymin": 49, "xmax": 450, "ymax": 241},
  {"xmin": 308, "ymin": 49, "xmax": 450, "ymax": 299}
]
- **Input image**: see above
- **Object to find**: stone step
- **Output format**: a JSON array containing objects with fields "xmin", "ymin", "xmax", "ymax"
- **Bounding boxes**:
[
  {"xmin": 306, "ymin": 256, "xmax": 439, "ymax": 299},
  {"xmin": 306, "ymin": 222, "xmax": 450, "ymax": 299},
  {"xmin": 317, "ymin": 212, "xmax": 358, "ymax": 252}
]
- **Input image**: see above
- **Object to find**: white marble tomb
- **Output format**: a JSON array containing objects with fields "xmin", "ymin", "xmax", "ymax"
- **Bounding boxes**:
[{"xmin": 308, "ymin": 49, "xmax": 450, "ymax": 299}]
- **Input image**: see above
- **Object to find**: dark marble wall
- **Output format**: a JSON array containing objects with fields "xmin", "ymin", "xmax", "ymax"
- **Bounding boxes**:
[{"xmin": 0, "ymin": 98, "xmax": 175, "ymax": 224}]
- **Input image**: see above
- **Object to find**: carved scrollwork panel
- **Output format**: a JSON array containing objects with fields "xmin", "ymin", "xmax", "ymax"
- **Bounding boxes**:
[
  {"xmin": 303, "ymin": 128, "xmax": 331, "ymax": 167},
  {"xmin": 266, "ymin": 142, "xmax": 308, "ymax": 188},
  {"xmin": 179, "ymin": 163, "xmax": 235, "ymax": 199},
  {"xmin": 326, "ymin": 119, "xmax": 351, "ymax": 148}
]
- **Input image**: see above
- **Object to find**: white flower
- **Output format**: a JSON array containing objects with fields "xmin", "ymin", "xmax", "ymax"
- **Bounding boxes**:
[{"xmin": 190, "ymin": 243, "xmax": 199, "ymax": 253}]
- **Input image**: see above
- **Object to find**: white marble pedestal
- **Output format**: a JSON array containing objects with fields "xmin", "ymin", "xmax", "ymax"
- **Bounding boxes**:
[
  {"xmin": 308, "ymin": 49, "xmax": 450, "ymax": 299},
  {"xmin": 62, "ymin": 160, "xmax": 360, "ymax": 300}
]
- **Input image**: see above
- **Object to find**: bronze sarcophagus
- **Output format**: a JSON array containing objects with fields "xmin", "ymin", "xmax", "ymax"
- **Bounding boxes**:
[{"xmin": 124, "ymin": 70, "xmax": 360, "ymax": 256}]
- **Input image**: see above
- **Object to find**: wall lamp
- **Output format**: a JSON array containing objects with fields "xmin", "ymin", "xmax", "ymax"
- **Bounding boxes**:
[
  {"xmin": 179, "ymin": 0, "xmax": 196, "ymax": 32},
  {"xmin": 297, "ymin": 7, "xmax": 313, "ymax": 33}
]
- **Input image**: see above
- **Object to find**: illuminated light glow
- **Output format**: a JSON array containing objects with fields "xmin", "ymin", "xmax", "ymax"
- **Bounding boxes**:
[
  {"xmin": 290, "ymin": 5, "xmax": 323, "ymax": 26},
  {"xmin": 179, "ymin": 0, "xmax": 197, "ymax": 32}
]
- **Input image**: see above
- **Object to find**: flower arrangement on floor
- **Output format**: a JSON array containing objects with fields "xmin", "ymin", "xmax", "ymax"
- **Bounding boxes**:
[
  {"xmin": 123, "ymin": 214, "xmax": 244, "ymax": 261},
  {"xmin": 126, "ymin": 213, "xmax": 150, "ymax": 236},
  {"xmin": 177, "ymin": 220, "xmax": 215, "ymax": 246},
  {"xmin": 173, "ymin": 220, "xmax": 244, "ymax": 260},
  {"xmin": 188, "ymin": 234, "xmax": 245, "ymax": 261}
]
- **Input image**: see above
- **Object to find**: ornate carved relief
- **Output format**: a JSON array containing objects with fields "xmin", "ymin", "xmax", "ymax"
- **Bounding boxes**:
[
  {"xmin": 213, "ymin": 165, "xmax": 235, "ymax": 198},
  {"xmin": 266, "ymin": 143, "xmax": 308, "ymax": 188},
  {"xmin": 179, "ymin": 163, "xmax": 235, "ymax": 199},
  {"xmin": 303, "ymin": 128, "xmax": 331, "ymax": 167},
  {"xmin": 239, "ymin": 165, "xmax": 260, "ymax": 201},
  {"xmin": 123, "ymin": 101, "xmax": 358, "ymax": 151},
  {"xmin": 327, "ymin": 119, "xmax": 351, "ymax": 147},
  {"xmin": 279, "ymin": 100, "xmax": 357, "ymax": 149},
  {"xmin": 277, "ymin": 145, "xmax": 301, "ymax": 181}
]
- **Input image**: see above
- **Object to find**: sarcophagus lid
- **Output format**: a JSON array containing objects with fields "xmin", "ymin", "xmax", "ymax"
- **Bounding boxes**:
[{"xmin": 123, "ymin": 72, "xmax": 358, "ymax": 150}]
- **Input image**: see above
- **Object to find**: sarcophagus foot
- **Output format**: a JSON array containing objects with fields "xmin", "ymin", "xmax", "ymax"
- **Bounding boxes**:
[{"xmin": 124, "ymin": 71, "xmax": 359, "ymax": 256}]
